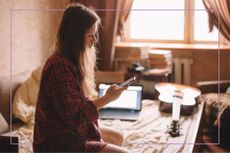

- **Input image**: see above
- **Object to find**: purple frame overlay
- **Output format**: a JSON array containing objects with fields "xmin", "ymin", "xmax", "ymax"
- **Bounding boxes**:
[{"xmin": 9, "ymin": 8, "xmax": 221, "ymax": 148}]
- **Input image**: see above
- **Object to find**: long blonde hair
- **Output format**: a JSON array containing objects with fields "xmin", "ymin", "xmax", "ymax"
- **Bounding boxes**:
[
  {"xmin": 55, "ymin": 3, "xmax": 100, "ymax": 99},
  {"xmin": 81, "ymin": 47, "xmax": 98, "ymax": 98}
]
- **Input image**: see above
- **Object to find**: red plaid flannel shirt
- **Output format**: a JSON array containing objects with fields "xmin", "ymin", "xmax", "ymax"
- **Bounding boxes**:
[{"xmin": 33, "ymin": 54, "xmax": 106, "ymax": 152}]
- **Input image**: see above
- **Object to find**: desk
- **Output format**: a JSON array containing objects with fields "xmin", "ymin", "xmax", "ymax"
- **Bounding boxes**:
[{"xmin": 99, "ymin": 100, "xmax": 204, "ymax": 153}]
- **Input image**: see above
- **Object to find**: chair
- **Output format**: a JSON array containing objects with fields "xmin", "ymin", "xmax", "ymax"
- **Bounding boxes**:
[
  {"xmin": 196, "ymin": 80, "xmax": 230, "ymax": 152},
  {"xmin": 196, "ymin": 80, "xmax": 230, "ymax": 94}
]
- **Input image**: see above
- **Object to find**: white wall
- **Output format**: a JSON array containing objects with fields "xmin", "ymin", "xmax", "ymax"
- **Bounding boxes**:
[{"xmin": 0, "ymin": 0, "xmax": 69, "ymax": 76}]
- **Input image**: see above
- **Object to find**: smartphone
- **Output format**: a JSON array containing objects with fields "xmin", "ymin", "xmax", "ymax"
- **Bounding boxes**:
[{"xmin": 118, "ymin": 76, "xmax": 136, "ymax": 87}]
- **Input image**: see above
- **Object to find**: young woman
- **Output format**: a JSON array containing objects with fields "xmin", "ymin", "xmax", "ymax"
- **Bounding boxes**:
[{"xmin": 33, "ymin": 3, "xmax": 129, "ymax": 153}]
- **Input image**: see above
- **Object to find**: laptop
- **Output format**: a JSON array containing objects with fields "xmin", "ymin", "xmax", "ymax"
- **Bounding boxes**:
[{"xmin": 98, "ymin": 84, "xmax": 143, "ymax": 121}]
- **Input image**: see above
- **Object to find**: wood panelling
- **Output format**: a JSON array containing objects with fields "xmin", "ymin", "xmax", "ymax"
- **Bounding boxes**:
[
  {"xmin": 169, "ymin": 49, "xmax": 229, "ymax": 86},
  {"xmin": 115, "ymin": 43, "xmax": 230, "ymax": 86}
]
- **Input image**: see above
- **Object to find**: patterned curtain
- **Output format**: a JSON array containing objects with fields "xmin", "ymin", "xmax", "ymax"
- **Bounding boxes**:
[{"xmin": 202, "ymin": 0, "xmax": 230, "ymax": 41}]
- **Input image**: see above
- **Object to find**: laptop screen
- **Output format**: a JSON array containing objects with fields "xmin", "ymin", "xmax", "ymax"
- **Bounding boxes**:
[{"xmin": 98, "ymin": 84, "xmax": 142, "ymax": 110}]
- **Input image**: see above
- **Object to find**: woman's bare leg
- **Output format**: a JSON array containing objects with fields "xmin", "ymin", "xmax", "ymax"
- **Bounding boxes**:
[
  {"xmin": 100, "ymin": 125, "xmax": 124, "ymax": 146},
  {"xmin": 100, "ymin": 143, "xmax": 129, "ymax": 153},
  {"xmin": 99, "ymin": 126, "xmax": 129, "ymax": 152}
]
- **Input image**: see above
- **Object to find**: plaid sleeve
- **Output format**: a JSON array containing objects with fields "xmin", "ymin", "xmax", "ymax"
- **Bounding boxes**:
[{"xmin": 44, "ymin": 62, "xmax": 99, "ymax": 132}]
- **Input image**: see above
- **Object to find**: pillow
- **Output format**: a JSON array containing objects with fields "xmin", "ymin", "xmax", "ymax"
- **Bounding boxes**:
[
  {"xmin": 200, "ymin": 92, "xmax": 230, "ymax": 150},
  {"xmin": 226, "ymin": 86, "xmax": 230, "ymax": 95},
  {"xmin": 0, "ymin": 113, "xmax": 9, "ymax": 134},
  {"xmin": 13, "ymin": 65, "xmax": 43, "ymax": 124},
  {"xmin": 0, "ymin": 70, "xmax": 30, "ymax": 123},
  {"xmin": 200, "ymin": 93, "xmax": 230, "ymax": 125}
]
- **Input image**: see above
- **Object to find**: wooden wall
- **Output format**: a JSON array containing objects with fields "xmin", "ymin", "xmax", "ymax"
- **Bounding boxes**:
[
  {"xmin": 171, "ymin": 49, "xmax": 230, "ymax": 86},
  {"xmin": 114, "ymin": 43, "xmax": 230, "ymax": 86}
]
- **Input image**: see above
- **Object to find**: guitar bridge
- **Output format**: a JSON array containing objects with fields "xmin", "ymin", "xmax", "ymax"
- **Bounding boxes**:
[{"xmin": 167, "ymin": 120, "xmax": 180, "ymax": 137}]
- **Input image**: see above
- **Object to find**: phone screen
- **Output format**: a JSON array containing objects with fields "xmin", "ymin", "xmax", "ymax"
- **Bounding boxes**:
[{"xmin": 119, "ymin": 77, "xmax": 136, "ymax": 87}]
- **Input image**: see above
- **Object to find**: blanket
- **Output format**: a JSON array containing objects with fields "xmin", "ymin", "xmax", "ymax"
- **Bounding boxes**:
[
  {"xmin": 99, "ymin": 100, "xmax": 192, "ymax": 153},
  {"xmin": 11, "ymin": 65, "xmax": 195, "ymax": 153},
  {"xmin": 12, "ymin": 99, "xmax": 193, "ymax": 153}
]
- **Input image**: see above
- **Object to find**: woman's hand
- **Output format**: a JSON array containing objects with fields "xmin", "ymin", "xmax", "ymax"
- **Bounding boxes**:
[
  {"xmin": 94, "ymin": 84, "xmax": 128, "ymax": 110},
  {"xmin": 104, "ymin": 84, "xmax": 128, "ymax": 102}
]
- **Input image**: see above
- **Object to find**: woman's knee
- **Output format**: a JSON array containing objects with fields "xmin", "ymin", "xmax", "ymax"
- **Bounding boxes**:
[
  {"xmin": 100, "ymin": 126, "xmax": 124, "ymax": 146},
  {"xmin": 109, "ymin": 129, "xmax": 124, "ymax": 145}
]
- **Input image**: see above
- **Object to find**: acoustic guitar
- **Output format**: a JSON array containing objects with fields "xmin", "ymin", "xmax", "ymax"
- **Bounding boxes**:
[
  {"xmin": 155, "ymin": 82, "xmax": 201, "ymax": 107},
  {"xmin": 155, "ymin": 82, "xmax": 201, "ymax": 137}
]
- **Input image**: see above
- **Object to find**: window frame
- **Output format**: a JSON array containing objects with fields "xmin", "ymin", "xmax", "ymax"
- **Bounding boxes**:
[{"xmin": 123, "ymin": 0, "xmax": 218, "ymax": 44}]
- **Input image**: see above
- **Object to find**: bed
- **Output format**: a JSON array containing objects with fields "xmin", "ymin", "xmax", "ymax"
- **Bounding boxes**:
[
  {"xmin": 8, "ymin": 100, "xmax": 203, "ymax": 153},
  {"xmin": 1, "ymin": 66, "xmax": 204, "ymax": 153}
]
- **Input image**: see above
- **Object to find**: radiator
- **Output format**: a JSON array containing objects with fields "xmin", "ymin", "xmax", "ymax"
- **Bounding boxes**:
[{"xmin": 173, "ymin": 58, "xmax": 193, "ymax": 85}]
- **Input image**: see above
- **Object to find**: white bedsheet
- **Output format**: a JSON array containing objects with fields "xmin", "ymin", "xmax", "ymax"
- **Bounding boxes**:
[
  {"xmin": 12, "ymin": 99, "xmax": 193, "ymax": 153},
  {"xmin": 99, "ymin": 100, "xmax": 193, "ymax": 153}
]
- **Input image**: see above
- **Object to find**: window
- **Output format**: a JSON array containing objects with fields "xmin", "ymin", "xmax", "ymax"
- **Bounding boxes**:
[
  {"xmin": 125, "ymin": 0, "xmax": 218, "ymax": 43},
  {"xmin": 193, "ymin": 0, "xmax": 218, "ymax": 41}
]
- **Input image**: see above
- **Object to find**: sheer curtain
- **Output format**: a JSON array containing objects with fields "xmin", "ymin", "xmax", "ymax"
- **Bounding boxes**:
[
  {"xmin": 202, "ymin": 0, "xmax": 230, "ymax": 42},
  {"xmin": 117, "ymin": 0, "xmax": 133, "ymax": 40}
]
